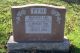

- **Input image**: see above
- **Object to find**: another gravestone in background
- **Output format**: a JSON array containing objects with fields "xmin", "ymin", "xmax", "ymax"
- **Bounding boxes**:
[
  {"xmin": 12, "ymin": 4, "xmax": 66, "ymax": 42},
  {"xmin": 7, "ymin": 4, "xmax": 70, "ymax": 53}
]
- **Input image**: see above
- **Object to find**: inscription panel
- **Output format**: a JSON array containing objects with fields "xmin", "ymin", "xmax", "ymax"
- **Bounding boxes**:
[{"xmin": 25, "ymin": 16, "xmax": 52, "ymax": 33}]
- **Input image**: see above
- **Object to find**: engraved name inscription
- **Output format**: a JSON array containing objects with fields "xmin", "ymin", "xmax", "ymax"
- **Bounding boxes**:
[{"xmin": 31, "ymin": 8, "xmax": 47, "ymax": 14}]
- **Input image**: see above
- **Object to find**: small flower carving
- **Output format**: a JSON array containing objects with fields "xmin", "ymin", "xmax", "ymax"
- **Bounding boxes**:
[
  {"xmin": 16, "ymin": 10, "xmax": 26, "ymax": 24},
  {"xmin": 51, "ymin": 10, "xmax": 61, "ymax": 24}
]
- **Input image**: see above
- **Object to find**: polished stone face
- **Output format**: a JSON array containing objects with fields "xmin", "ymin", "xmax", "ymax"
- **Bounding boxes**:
[{"xmin": 11, "ymin": 4, "xmax": 66, "ymax": 42}]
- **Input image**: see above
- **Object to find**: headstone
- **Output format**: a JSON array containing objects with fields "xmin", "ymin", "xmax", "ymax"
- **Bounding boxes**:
[
  {"xmin": 7, "ymin": 4, "xmax": 70, "ymax": 53},
  {"xmin": 11, "ymin": 4, "xmax": 66, "ymax": 42}
]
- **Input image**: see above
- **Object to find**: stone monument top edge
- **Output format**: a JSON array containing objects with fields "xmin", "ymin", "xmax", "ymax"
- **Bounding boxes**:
[{"xmin": 11, "ymin": 4, "xmax": 65, "ymax": 9}]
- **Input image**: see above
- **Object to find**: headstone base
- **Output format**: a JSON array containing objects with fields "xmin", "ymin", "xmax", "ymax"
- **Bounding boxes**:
[{"xmin": 6, "ymin": 36, "xmax": 70, "ymax": 53}]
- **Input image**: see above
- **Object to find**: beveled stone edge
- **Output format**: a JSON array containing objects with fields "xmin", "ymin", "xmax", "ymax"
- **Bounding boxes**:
[{"xmin": 11, "ymin": 4, "xmax": 65, "ymax": 9}]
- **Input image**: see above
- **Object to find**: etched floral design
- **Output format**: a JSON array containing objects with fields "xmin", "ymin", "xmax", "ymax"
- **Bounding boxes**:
[
  {"xmin": 16, "ymin": 10, "xmax": 26, "ymax": 24},
  {"xmin": 51, "ymin": 10, "xmax": 61, "ymax": 24}
]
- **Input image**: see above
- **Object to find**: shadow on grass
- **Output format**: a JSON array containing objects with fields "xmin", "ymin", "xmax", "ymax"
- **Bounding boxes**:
[
  {"xmin": 69, "ymin": 44, "xmax": 80, "ymax": 53},
  {"xmin": 61, "ymin": 0, "xmax": 80, "ymax": 4}
]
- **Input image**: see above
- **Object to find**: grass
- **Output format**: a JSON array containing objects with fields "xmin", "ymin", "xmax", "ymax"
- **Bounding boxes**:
[{"xmin": 0, "ymin": 0, "xmax": 80, "ymax": 53}]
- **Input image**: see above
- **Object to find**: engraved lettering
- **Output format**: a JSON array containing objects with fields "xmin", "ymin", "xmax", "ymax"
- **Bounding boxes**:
[
  {"xmin": 31, "ymin": 8, "xmax": 47, "ymax": 14},
  {"xmin": 25, "ymin": 16, "xmax": 52, "ymax": 33}
]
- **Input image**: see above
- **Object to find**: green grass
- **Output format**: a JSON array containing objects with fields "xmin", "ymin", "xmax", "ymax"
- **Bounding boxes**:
[{"xmin": 0, "ymin": 0, "xmax": 80, "ymax": 53}]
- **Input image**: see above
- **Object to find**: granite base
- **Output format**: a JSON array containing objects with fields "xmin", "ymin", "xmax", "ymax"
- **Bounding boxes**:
[{"xmin": 6, "ymin": 36, "xmax": 70, "ymax": 53}]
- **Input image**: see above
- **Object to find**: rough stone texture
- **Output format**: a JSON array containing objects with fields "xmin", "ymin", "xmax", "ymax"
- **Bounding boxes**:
[{"xmin": 7, "ymin": 36, "xmax": 70, "ymax": 52}]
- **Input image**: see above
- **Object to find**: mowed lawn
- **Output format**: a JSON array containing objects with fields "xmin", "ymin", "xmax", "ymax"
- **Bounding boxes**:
[{"xmin": 0, "ymin": 0, "xmax": 80, "ymax": 53}]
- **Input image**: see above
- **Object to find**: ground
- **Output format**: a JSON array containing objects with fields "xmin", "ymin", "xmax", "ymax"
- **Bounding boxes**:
[{"xmin": 0, "ymin": 0, "xmax": 80, "ymax": 53}]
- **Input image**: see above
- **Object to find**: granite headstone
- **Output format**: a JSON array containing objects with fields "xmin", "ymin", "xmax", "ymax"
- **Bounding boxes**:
[
  {"xmin": 7, "ymin": 4, "xmax": 70, "ymax": 53},
  {"xmin": 12, "ymin": 4, "xmax": 66, "ymax": 42}
]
